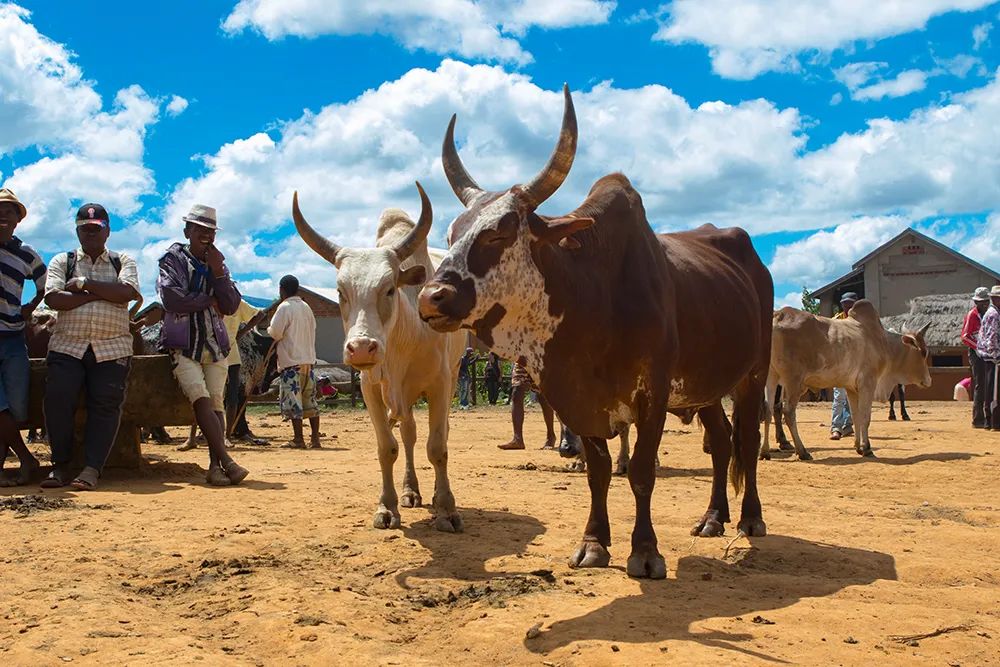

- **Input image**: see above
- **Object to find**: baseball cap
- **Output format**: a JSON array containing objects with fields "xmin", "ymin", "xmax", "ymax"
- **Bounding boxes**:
[{"xmin": 76, "ymin": 203, "xmax": 110, "ymax": 227}]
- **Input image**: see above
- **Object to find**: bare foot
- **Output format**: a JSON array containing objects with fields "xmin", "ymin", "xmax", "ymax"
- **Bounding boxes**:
[
  {"xmin": 541, "ymin": 436, "xmax": 556, "ymax": 450},
  {"xmin": 498, "ymin": 439, "xmax": 525, "ymax": 450}
]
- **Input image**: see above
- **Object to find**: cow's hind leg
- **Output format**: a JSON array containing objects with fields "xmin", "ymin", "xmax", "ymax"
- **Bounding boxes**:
[
  {"xmin": 760, "ymin": 377, "xmax": 777, "ymax": 460},
  {"xmin": 362, "ymin": 383, "xmax": 402, "ymax": 530},
  {"xmin": 899, "ymin": 385, "xmax": 910, "ymax": 421},
  {"xmin": 426, "ymin": 386, "xmax": 462, "ymax": 532},
  {"xmin": 888, "ymin": 387, "xmax": 897, "ymax": 421},
  {"xmin": 781, "ymin": 381, "xmax": 813, "ymax": 461},
  {"xmin": 569, "ymin": 436, "xmax": 612, "ymax": 569},
  {"xmin": 691, "ymin": 401, "xmax": 732, "ymax": 537},
  {"xmin": 774, "ymin": 385, "xmax": 793, "ymax": 450},
  {"xmin": 625, "ymin": 396, "xmax": 669, "ymax": 579},
  {"xmin": 848, "ymin": 387, "xmax": 876, "ymax": 458},
  {"xmin": 732, "ymin": 377, "xmax": 767, "ymax": 537},
  {"xmin": 399, "ymin": 410, "xmax": 422, "ymax": 508}
]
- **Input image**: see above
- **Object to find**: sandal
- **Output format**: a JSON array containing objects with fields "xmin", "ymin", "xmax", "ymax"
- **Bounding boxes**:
[
  {"xmin": 70, "ymin": 466, "xmax": 100, "ymax": 491},
  {"xmin": 40, "ymin": 466, "xmax": 72, "ymax": 489}
]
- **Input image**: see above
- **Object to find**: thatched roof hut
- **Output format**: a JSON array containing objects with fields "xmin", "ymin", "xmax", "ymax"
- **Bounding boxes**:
[{"xmin": 881, "ymin": 293, "xmax": 971, "ymax": 349}]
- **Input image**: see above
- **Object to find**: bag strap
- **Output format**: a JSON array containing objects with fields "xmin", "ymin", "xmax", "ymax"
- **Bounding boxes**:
[{"xmin": 66, "ymin": 251, "xmax": 122, "ymax": 280}]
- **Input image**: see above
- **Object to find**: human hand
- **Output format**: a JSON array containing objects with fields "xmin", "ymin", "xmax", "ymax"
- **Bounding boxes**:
[
  {"xmin": 65, "ymin": 277, "xmax": 87, "ymax": 293},
  {"xmin": 205, "ymin": 243, "xmax": 225, "ymax": 275}
]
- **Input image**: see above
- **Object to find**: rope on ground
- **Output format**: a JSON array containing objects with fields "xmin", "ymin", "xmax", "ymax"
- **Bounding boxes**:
[
  {"xmin": 722, "ymin": 530, "xmax": 748, "ymax": 558},
  {"xmin": 888, "ymin": 625, "xmax": 972, "ymax": 643}
]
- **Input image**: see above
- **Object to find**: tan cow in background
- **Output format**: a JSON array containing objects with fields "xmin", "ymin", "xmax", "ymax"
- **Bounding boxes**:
[{"xmin": 762, "ymin": 300, "xmax": 931, "ymax": 460}]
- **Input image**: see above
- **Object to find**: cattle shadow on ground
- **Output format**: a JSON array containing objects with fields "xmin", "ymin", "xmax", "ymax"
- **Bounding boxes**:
[
  {"xmin": 95, "ymin": 460, "xmax": 287, "ymax": 494},
  {"xmin": 394, "ymin": 507, "xmax": 545, "ymax": 588},
  {"xmin": 813, "ymin": 451, "xmax": 977, "ymax": 466},
  {"xmin": 526, "ymin": 535, "xmax": 896, "ymax": 661},
  {"xmin": 655, "ymin": 466, "xmax": 714, "ymax": 479}
]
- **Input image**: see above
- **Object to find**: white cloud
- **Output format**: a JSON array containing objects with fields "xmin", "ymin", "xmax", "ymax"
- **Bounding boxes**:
[
  {"xmin": 830, "ymin": 92, "xmax": 844, "ymax": 105},
  {"xmin": 973, "ymin": 21, "xmax": 992, "ymax": 49},
  {"xmin": 0, "ymin": 5, "xmax": 167, "ymax": 251},
  {"xmin": 654, "ymin": 0, "xmax": 995, "ymax": 79},
  {"xmin": 222, "ymin": 0, "xmax": 616, "ymax": 64},
  {"xmin": 768, "ymin": 216, "xmax": 906, "ymax": 289},
  {"xmin": 165, "ymin": 95, "xmax": 189, "ymax": 117},
  {"xmin": 852, "ymin": 69, "xmax": 929, "ymax": 101}
]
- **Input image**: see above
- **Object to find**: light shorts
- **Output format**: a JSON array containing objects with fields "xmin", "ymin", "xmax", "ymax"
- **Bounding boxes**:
[
  {"xmin": 171, "ymin": 351, "xmax": 228, "ymax": 413},
  {"xmin": 279, "ymin": 364, "xmax": 318, "ymax": 421}
]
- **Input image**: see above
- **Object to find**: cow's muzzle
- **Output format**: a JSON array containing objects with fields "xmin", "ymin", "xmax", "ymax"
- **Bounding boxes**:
[
  {"xmin": 418, "ymin": 283, "xmax": 463, "ymax": 332},
  {"xmin": 344, "ymin": 336, "xmax": 381, "ymax": 369}
]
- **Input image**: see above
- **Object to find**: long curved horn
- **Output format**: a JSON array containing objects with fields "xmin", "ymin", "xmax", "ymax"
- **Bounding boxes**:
[
  {"xmin": 520, "ymin": 83, "xmax": 578, "ymax": 210},
  {"xmin": 292, "ymin": 191, "xmax": 342, "ymax": 266},
  {"xmin": 917, "ymin": 321, "xmax": 931, "ymax": 338},
  {"xmin": 442, "ymin": 114, "xmax": 484, "ymax": 207},
  {"xmin": 392, "ymin": 181, "xmax": 433, "ymax": 261}
]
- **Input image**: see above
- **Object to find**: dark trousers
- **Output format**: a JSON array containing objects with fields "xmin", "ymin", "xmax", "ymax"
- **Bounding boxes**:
[
  {"xmin": 45, "ymin": 348, "xmax": 130, "ymax": 472},
  {"xmin": 971, "ymin": 351, "xmax": 989, "ymax": 427},
  {"xmin": 485, "ymin": 376, "xmax": 500, "ymax": 404},
  {"xmin": 982, "ymin": 358, "xmax": 999, "ymax": 429}
]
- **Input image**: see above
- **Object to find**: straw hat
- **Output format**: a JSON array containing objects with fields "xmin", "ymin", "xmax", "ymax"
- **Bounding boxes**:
[{"xmin": 0, "ymin": 188, "xmax": 27, "ymax": 220}]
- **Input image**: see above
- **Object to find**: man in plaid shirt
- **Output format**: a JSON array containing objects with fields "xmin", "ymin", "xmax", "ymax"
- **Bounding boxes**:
[{"xmin": 41, "ymin": 203, "xmax": 140, "ymax": 491}]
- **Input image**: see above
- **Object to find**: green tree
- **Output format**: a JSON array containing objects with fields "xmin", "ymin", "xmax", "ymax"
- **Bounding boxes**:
[{"xmin": 801, "ymin": 286, "xmax": 820, "ymax": 314}]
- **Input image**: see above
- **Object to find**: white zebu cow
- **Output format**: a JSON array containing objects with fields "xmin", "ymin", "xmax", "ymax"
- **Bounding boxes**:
[{"xmin": 292, "ymin": 184, "xmax": 465, "ymax": 532}]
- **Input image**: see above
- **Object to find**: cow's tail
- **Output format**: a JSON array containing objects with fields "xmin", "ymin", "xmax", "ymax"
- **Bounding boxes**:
[{"xmin": 728, "ymin": 409, "xmax": 746, "ymax": 496}]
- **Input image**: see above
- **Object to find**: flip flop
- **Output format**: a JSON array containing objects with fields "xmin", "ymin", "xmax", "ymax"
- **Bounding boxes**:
[
  {"xmin": 498, "ymin": 441, "xmax": 526, "ymax": 450},
  {"xmin": 70, "ymin": 467, "xmax": 99, "ymax": 491},
  {"xmin": 282, "ymin": 441, "xmax": 308, "ymax": 449},
  {"xmin": 40, "ymin": 468, "xmax": 71, "ymax": 489}
]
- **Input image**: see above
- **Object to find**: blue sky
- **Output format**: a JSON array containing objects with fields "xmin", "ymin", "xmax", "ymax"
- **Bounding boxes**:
[{"xmin": 3, "ymin": 0, "xmax": 1000, "ymax": 309}]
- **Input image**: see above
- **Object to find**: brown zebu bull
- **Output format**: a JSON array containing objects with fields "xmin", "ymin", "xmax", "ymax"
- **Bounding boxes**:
[{"xmin": 417, "ymin": 86, "xmax": 773, "ymax": 579}]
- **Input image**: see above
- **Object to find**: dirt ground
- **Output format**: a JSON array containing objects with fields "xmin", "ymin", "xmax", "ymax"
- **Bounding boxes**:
[{"xmin": 1, "ymin": 400, "xmax": 998, "ymax": 666}]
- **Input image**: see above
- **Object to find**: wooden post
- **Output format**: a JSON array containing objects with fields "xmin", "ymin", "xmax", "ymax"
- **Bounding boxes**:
[{"xmin": 471, "ymin": 357, "xmax": 478, "ymax": 406}]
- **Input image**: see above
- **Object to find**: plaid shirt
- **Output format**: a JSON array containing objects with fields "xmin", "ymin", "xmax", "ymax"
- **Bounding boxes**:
[{"xmin": 45, "ymin": 249, "xmax": 139, "ymax": 362}]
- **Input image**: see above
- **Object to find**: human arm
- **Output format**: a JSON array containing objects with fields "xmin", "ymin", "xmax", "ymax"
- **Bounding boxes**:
[
  {"xmin": 157, "ymin": 253, "xmax": 214, "ymax": 314},
  {"xmin": 961, "ymin": 311, "xmax": 980, "ymax": 349},
  {"xmin": 203, "ymin": 244, "xmax": 240, "ymax": 316},
  {"xmin": 21, "ymin": 257, "xmax": 47, "ymax": 319},
  {"xmin": 70, "ymin": 254, "xmax": 140, "ymax": 304},
  {"xmin": 266, "ymin": 303, "xmax": 287, "ymax": 341},
  {"xmin": 43, "ymin": 253, "xmax": 101, "ymax": 312}
]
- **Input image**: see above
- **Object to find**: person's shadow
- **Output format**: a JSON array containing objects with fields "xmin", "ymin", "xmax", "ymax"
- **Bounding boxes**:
[
  {"xmin": 527, "ymin": 535, "xmax": 896, "ymax": 661},
  {"xmin": 395, "ymin": 507, "xmax": 546, "ymax": 588}
]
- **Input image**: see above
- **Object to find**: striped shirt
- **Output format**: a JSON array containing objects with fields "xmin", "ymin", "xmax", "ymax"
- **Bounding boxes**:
[
  {"xmin": 45, "ymin": 249, "xmax": 139, "ymax": 362},
  {"xmin": 0, "ymin": 236, "xmax": 46, "ymax": 333}
]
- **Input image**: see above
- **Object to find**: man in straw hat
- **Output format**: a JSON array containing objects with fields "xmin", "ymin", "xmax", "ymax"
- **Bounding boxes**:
[
  {"xmin": 0, "ymin": 188, "xmax": 46, "ymax": 487},
  {"xmin": 157, "ymin": 204, "xmax": 249, "ymax": 485},
  {"xmin": 962, "ymin": 287, "xmax": 991, "ymax": 428},
  {"xmin": 40, "ymin": 203, "xmax": 140, "ymax": 491},
  {"xmin": 975, "ymin": 285, "xmax": 1000, "ymax": 430}
]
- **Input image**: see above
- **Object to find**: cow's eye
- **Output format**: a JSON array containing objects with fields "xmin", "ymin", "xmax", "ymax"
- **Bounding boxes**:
[{"xmin": 386, "ymin": 287, "xmax": 395, "ymax": 297}]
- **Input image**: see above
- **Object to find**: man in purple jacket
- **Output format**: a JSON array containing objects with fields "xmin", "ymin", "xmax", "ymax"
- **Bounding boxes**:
[{"xmin": 157, "ymin": 204, "xmax": 248, "ymax": 486}]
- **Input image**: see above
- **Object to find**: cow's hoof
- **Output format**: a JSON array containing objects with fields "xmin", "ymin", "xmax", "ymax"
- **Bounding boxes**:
[
  {"xmin": 567, "ymin": 459, "xmax": 586, "ymax": 473},
  {"xmin": 373, "ymin": 508, "xmax": 401, "ymax": 530},
  {"xmin": 888, "ymin": 414, "xmax": 897, "ymax": 421},
  {"xmin": 614, "ymin": 460, "xmax": 628, "ymax": 476},
  {"xmin": 759, "ymin": 450, "xmax": 771, "ymax": 461},
  {"xmin": 691, "ymin": 511, "xmax": 726, "ymax": 537},
  {"xmin": 797, "ymin": 451, "xmax": 813, "ymax": 461},
  {"xmin": 777, "ymin": 440, "xmax": 794, "ymax": 451},
  {"xmin": 737, "ymin": 516, "xmax": 767, "ymax": 537},
  {"xmin": 569, "ymin": 540, "xmax": 611, "ymax": 569},
  {"xmin": 626, "ymin": 546, "xmax": 667, "ymax": 579},
  {"xmin": 861, "ymin": 448, "xmax": 876, "ymax": 458},
  {"xmin": 400, "ymin": 490, "xmax": 422, "ymax": 508},
  {"xmin": 432, "ymin": 511, "xmax": 464, "ymax": 533},
  {"xmin": 902, "ymin": 414, "xmax": 911, "ymax": 422}
]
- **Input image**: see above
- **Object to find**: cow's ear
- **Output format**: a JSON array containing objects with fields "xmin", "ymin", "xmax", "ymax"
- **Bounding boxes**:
[
  {"xmin": 397, "ymin": 265, "xmax": 427, "ymax": 287},
  {"xmin": 901, "ymin": 334, "xmax": 920, "ymax": 350},
  {"xmin": 530, "ymin": 215, "xmax": 594, "ymax": 247}
]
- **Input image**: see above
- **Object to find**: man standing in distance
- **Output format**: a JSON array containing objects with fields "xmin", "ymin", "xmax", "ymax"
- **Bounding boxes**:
[
  {"xmin": 962, "ymin": 287, "xmax": 991, "ymax": 428},
  {"xmin": 268, "ymin": 275, "xmax": 321, "ymax": 448}
]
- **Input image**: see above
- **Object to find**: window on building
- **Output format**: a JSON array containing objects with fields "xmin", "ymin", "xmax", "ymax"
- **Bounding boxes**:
[{"xmin": 931, "ymin": 354, "xmax": 963, "ymax": 368}]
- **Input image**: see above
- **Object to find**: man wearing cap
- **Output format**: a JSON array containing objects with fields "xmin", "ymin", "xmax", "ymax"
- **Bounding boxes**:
[
  {"xmin": 829, "ymin": 292, "xmax": 858, "ymax": 441},
  {"xmin": 962, "ymin": 287, "xmax": 991, "ymax": 428},
  {"xmin": 976, "ymin": 286, "xmax": 1000, "ymax": 430},
  {"xmin": 268, "ymin": 275, "xmax": 321, "ymax": 449},
  {"xmin": 40, "ymin": 203, "xmax": 140, "ymax": 490},
  {"xmin": 158, "ymin": 204, "xmax": 249, "ymax": 485},
  {"xmin": 0, "ymin": 188, "xmax": 46, "ymax": 487}
]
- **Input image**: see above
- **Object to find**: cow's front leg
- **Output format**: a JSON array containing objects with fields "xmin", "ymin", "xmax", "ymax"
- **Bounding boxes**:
[
  {"xmin": 626, "ymin": 405, "xmax": 668, "ymax": 579},
  {"xmin": 398, "ymin": 410, "xmax": 421, "ymax": 508},
  {"xmin": 691, "ymin": 402, "xmax": 731, "ymax": 537},
  {"xmin": 426, "ymin": 387, "xmax": 462, "ymax": 532},
  {"xmin": 848, "ymin": 387, "xmax": 875, "ymax": 457},
  {"xmin": 899, "ymin": 386, "xmax": 910, "ymax": 421},
  {"xmin": 570, "ymin": 435, "xmax": 612, "ymax": 569},
  {"xmin": 615, "ymin": 427, "xmax": 630, "ymax": 475},
  {"xmin": 363, "ymin": 383, "xmax": 401, "ymax": 529}
]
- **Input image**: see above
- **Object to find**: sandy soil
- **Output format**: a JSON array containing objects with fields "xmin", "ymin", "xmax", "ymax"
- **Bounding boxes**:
[{"xmin": 1, "ymin": 400, "xmax": 998, "ymax": 666}]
